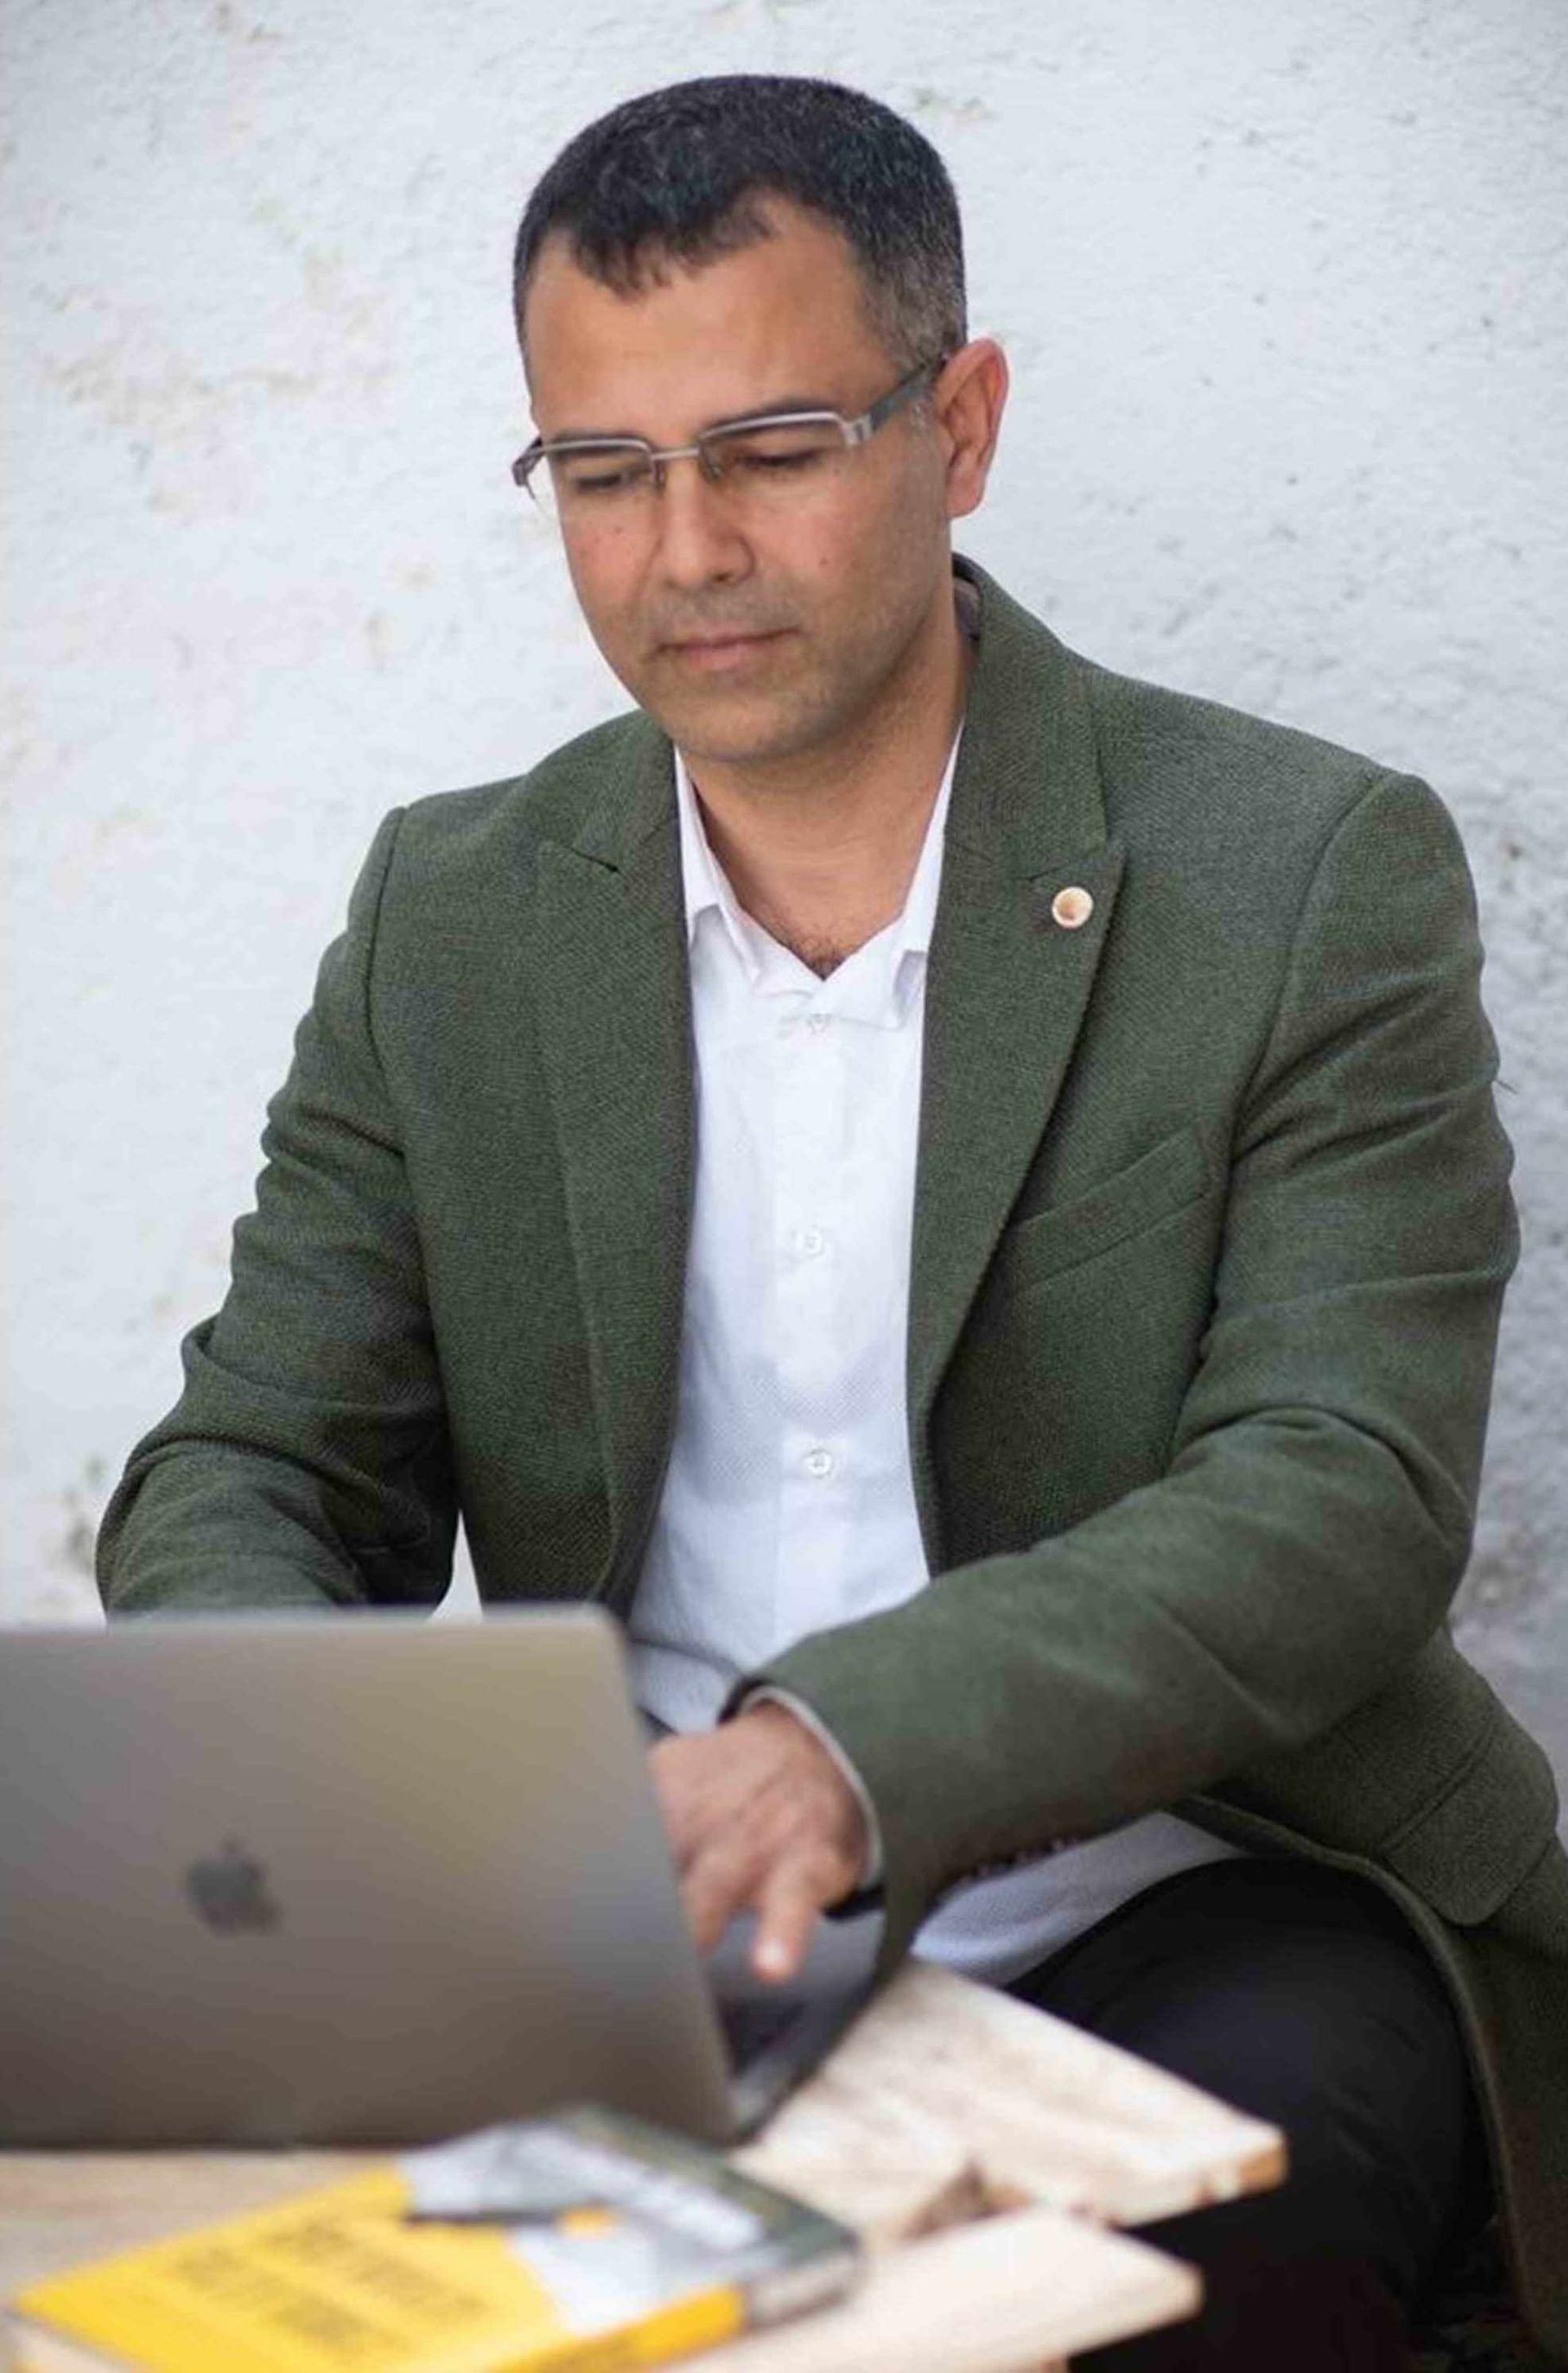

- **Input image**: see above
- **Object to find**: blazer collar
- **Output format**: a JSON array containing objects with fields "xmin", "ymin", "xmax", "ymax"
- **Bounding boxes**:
[
  {"xmin": 568, "ymin": 703, "xmax": 677, "ymax": 874},
  {"xmin": 945, "ymin": 551, "xmax": 1109, "ymax": 872}
]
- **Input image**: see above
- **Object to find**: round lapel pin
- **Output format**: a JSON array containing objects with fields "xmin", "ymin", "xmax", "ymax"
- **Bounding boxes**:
[{"xmin": 1050, "ymin": 885, "xmax": 1094, "ymax": 930}]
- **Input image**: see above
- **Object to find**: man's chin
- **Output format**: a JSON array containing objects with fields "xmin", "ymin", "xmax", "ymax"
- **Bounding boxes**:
[{"xmin": 631, "ymin": 678, "xmax": 838, "ymax": 774}]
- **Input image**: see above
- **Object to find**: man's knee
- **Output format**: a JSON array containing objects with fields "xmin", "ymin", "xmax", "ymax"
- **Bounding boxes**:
[{"xmin": 1011, "ymin": 1858, "xmax": 1484, "ymax": 2314}]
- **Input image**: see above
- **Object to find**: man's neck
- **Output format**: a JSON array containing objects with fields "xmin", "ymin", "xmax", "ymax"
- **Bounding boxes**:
[{"xmin": 680, "ymin": 578, "xmax": 973, "ymax": 977}]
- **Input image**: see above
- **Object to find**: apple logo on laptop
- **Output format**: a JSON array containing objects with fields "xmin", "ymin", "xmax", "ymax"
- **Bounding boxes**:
[{"xmin": 184, "ymin": 1839, "xmax": 282, "ymax": 1934}]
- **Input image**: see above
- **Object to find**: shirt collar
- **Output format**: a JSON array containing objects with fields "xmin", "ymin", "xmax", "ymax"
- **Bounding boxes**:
[{"xmin": 674, "ymin": 730, "xmax": 961, "ymax": 992}]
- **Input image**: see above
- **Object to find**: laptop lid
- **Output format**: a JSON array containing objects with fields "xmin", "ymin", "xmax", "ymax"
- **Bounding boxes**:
[{"xmin": 0, "ymin": 1608, "xmax": 869, "ymax": 2149}]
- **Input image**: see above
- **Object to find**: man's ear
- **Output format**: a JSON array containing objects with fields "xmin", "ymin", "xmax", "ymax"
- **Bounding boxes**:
[{"xmin": 936, "ymin": 337, "xmax": 1009, "ymax": 522}]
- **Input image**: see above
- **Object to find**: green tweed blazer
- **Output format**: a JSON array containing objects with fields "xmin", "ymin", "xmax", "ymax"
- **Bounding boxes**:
[{"xmin": 100, "ymin": 560, "xmax": 1568, "ymax": 2358}]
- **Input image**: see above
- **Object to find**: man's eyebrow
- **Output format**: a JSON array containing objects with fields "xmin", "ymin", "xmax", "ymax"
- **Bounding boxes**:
[
  {"xmin": 709, "ymin": 391, "xmax": 841, "ymax": 426},
  {"xmin": 544, "ymin": 392, "xmax": 844, "ymax": 443}
]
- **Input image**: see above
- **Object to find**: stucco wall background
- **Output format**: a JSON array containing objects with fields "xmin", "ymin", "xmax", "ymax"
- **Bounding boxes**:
[{"xmin": 5, "ymin": 2, "xmax": 1566, "ymax": 1805}]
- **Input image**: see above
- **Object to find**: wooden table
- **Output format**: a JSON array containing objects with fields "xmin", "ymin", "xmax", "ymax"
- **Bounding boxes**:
[{"xmin": 2, "ymin": 1964, "xmax": 1285, "ymax": 2372}]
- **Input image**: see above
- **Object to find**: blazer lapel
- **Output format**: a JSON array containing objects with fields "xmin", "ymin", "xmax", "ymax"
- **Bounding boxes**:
[
  {"xmin": 908, "ymin": 562, "xmax": 1124, "ymax": 1560},
  {"xmin": 524, "ymin": 566, "xmax": 1119, "ymax": 1595},
  {"xmin": 526, "ymin": 716, "xmax": 694, "ymax": 1606}
]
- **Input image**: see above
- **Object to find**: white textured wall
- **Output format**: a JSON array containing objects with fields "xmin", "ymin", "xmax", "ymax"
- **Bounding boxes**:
[{"xmin": 6, "ymin": 2, "xmax": 1566, "ymax": 1800}]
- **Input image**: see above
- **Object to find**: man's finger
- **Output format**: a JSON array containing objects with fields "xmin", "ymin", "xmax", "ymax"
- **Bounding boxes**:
[
  {"xmin": 681, "ymin": 1844, "xmax": 760, "ymax": 1956},
  {"xmin": 751, "ymin": 1855, "xmax": 835, "ymax": 1984}
]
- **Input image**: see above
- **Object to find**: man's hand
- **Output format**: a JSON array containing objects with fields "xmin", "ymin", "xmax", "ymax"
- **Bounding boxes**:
[{"xmin": 648, "ymin": 1702, "xmax": 870, "ymax": 1985}]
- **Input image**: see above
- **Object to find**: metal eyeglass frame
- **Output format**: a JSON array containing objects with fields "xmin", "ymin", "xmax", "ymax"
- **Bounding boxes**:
[{"xmin": 510, "ymin": 353, "xmax": 947, "ymax": 510}]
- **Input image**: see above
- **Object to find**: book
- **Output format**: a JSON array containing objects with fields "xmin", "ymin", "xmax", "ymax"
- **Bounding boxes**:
[{"xmin": 7, "ymin": 2106, "xmax": 862, "ymax": 2373}]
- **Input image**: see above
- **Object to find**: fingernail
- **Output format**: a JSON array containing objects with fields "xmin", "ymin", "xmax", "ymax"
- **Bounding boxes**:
[{"xmin": 755, "ymin": 1938, "xmax": 791, "ymax": 1980}]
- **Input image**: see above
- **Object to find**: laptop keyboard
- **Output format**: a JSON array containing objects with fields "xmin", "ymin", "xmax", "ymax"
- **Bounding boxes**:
[{"xmin": 715, "ymin": 1985, "xmax": 809, "ymax": 2072}]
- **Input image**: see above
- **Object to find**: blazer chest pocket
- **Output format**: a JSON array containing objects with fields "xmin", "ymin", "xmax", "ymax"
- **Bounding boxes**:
[{"xmin": 996, "ymin": 1124, "xmax": 1214, "ymax": 1298}]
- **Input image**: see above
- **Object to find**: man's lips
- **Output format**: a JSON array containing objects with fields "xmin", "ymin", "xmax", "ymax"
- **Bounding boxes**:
[{"xmin": 661, "ymin": 627, "xmax": 793, "ymax": 667}]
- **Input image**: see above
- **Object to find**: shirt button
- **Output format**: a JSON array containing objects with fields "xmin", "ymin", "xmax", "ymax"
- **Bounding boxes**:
[
  {"xmin": 795, "ymin": 1227, "xmax": 827, "ymax": 1258},
  {"xmin": 804, "ymin": 1014, "xmax": 831, "ymax": 1036},
  {"xmin": 804, "ymin": 1447, "xmax": 835, "ymax": 1479}
]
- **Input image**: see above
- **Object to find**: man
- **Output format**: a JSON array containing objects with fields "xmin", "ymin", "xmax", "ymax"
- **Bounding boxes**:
[{"xmin": 100, "ymin": 75, "xmax": 1566, "ymax": 2371}]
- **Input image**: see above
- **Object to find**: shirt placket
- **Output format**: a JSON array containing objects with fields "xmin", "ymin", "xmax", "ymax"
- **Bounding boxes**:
[{"xmin": 772, "ymin": 1002, "xmax": 853, "ymax": 1651}]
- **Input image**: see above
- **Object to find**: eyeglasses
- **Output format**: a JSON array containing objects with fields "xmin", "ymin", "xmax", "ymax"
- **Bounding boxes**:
[{"xmin": 511, "ymin": 355, "xmax": 945, "ymax": 525}]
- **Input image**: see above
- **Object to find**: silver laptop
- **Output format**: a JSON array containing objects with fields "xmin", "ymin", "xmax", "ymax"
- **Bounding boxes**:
[{"xmin": 0, "ymin": 1608, "xmax": 880, "ymax": 2148}]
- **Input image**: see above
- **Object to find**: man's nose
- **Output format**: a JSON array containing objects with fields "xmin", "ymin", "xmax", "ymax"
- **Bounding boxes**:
[{"xmin": 651, "ymin": 457, "xmax": 753, "ymax": 587}]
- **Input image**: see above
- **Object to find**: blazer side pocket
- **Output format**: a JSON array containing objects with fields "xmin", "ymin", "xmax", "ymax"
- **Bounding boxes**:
[{"xmin": 996, "ymin": 1124, "xmax": 1214, "ymax": 1297}]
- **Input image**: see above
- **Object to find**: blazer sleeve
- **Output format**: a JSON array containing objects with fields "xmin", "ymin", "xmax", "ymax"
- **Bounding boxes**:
[
  {"xmin": 97, "ymin": 808, "xmax": 458, "ymax": 1613},
  {"xmin": 747, "ymin": 769, "xmax": 1519, "ymax": 1947}
]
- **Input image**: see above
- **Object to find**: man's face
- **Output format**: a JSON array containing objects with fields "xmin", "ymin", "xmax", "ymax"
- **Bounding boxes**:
[{"xmin": 521, "ymin": 202, "xmax": 957, "ymax": 771}]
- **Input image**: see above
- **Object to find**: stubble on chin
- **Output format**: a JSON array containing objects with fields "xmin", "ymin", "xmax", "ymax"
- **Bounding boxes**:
[{"xmin": 617, "ymin": 636, "xmax": 849, "ymax": 774}]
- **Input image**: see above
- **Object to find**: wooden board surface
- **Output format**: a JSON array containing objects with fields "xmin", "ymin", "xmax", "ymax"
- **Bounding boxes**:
[
  {"xmin": 0, "ymin": 1963, "xmax": 1276, "ymax": 2371},
  {"xmin": 738, "ymin": 1959, "xmax": 1284, "ymax": 2237},
  {"xmin": 690, "ymin": 2207, "xmax": 1200, "ymax": 2373},
  {"xmin": 2, "ymin": 2198, "xmax": 1198, "ymax": 2373}
]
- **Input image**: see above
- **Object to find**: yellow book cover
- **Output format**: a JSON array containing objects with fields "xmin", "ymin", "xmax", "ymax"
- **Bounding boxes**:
[{"xmin": 9, "ymin": 2108, "xmax": 862, "ymax": 2373}]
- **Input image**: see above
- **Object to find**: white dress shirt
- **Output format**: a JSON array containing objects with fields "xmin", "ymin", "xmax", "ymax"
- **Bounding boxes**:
[{"xmin": 626, "ymin": 738, "xmax": 1240, "ymax": 1986}]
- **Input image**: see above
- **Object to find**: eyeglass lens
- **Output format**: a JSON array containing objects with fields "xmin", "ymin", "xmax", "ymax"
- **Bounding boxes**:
[{"xmin": 533, "ymin": 417, "xmax": 849, "ymax": 519}]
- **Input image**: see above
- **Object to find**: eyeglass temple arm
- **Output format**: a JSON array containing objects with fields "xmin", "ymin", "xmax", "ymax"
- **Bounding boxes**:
[{"xmin": 848, "ymin": 354, "xmax": 950, "ymax": 444}]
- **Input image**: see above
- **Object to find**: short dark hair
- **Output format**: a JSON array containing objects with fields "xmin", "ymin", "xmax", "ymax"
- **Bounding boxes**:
[{"xmin": 513, "ymin": 75, "xmax": 966, "ymax": 378}]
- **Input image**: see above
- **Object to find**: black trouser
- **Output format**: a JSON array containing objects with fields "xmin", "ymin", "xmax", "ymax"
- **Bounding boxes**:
[{"xmin": 1005, "ymin": 1858, "xmax": 1490, "ymax": 2371}]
